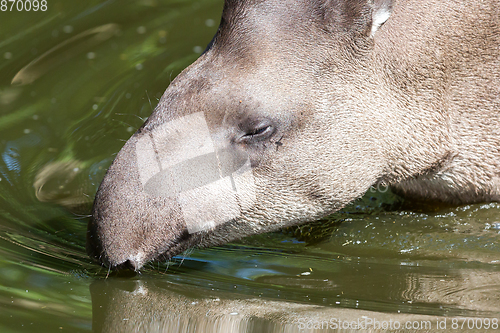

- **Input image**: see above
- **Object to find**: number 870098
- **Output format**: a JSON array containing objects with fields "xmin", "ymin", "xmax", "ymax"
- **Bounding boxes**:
[{"xmin": 1, "ymin": 0, "xmax": 47, "ymax": 11}]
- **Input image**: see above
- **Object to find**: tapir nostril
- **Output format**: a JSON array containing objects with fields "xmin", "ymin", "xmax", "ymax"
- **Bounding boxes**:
[
  {"xmin": 116, "ymin": 253, "xmax": 146, "ymax": 271},
  {"xmin": 122, "ymin": 259, "xmax": 139, "ymax": 271},
  {"xmin": 112, "ymin": 258, "xmax": 140, "ymax": 272}
]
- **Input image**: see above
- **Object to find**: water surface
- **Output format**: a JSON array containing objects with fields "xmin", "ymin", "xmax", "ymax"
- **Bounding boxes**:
[{"xmin": 1, "ymin": 1, "xmax": 499, "ymax": 332}]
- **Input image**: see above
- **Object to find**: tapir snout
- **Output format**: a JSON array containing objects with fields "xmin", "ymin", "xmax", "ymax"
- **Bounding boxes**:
[{"xmin": 88, "ymin": 0, "xmax": 500, "ymax": 270}]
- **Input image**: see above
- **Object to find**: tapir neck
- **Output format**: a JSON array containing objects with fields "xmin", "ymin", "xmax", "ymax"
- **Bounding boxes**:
[{"xmin": 371, "ymin": 0, "xmax": 500, "ymax": 203}]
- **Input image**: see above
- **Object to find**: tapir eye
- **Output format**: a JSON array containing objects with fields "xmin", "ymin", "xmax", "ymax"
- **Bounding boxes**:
[
  {"xmin": 248, "ymin": 125, "xmax": 270, "ymax": 136},
  {"xmin": 237, "ymin": 121, "xmax": 275, "ymax": 144}
]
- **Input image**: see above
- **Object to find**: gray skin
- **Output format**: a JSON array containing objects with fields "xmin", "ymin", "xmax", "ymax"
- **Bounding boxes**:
[{"xmin": 87, "ymin": 0, "xmax": 500, "ymax": 270}]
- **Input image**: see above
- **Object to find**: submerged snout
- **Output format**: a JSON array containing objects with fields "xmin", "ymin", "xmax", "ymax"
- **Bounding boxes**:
[
  {"xmin": 86, "ymin": 136, "xmax": 192, "ymax": 270},
  {"xmin": 87, "ymin": 112, "xmax": 257, "ymax": 270}
]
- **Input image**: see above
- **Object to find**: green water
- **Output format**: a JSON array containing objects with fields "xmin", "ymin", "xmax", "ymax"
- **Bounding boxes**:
[{"xmin": 0, "ymin": 1, "xmax": 499, "ymax": 332}]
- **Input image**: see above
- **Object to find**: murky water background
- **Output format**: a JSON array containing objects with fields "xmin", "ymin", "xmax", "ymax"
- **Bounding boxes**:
[{"xmin": 1, "ymin": 1, "xmax": 499, "ymax": 332}]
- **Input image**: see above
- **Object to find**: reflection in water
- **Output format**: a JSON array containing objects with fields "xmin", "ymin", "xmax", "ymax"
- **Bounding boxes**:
[
  {"xmin": 90, "ymin": 279, "xmax": 444, "ymax": 333},
  {"xmin": 34, "ymin": 160, "xmax": 91, "ymax": 209},
  {"xmin": 406, "ymin": 271, "xmax": 500, "ymax": 314},
  {"xmin": 86, "ymin": 221, "xmax": 500, "ymax": 332},
  {"xmin": 11, "ymin": 24, "xmax": 120, "ymax": 86},
  {"xmin": 90, "ymin": 256, "xmax": 500, "ymax": 332},
  {"xmin": 2, "ymin": 133, "xmax": 43, "ymax": 184}
]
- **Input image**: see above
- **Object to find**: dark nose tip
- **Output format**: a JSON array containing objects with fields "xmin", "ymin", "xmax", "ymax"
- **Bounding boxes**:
[
  {"xmin": 87, "ymin": 217, "xmax": 146, "ymax": 271},
  {"xmin": 115, "ymin": 258, "xmax": 143, "ymax": 271}
]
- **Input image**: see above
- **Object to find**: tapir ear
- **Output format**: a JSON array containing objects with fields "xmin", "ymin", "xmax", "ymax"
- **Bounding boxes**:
[
  {"xmin": 370, "ymin": 0, "xmax": 393, "ymax": 36},
  {"xmin": 322, "ymin": 0, "xmax": 393, "ymax": 37}
]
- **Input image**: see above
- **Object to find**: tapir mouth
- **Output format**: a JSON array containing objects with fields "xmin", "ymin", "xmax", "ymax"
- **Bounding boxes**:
[{"xmin": 87, "ymin": 218, "xmax": 197, "ymax": 271}]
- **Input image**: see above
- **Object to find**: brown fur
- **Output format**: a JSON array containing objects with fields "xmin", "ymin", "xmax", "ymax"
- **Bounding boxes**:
[{"xmin": 88, "ymin": 0, "xmax": 500, "ymax": 270}]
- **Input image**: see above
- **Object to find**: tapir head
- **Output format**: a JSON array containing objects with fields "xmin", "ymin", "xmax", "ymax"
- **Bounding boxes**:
[{"xmin": 88, "ymin": 0, "xmax": 396, "ymax": 270}]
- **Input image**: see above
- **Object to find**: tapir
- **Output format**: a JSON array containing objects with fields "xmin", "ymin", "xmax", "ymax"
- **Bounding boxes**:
[{"xmin": 87, "ymin": 0, "xmax": 500, "ymax": 270}]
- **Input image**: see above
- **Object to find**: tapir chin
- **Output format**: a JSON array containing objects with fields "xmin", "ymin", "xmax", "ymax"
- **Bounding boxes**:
[{"xmin": 87, "ymin": 0, "xmax": 500, "ymax": 270}]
